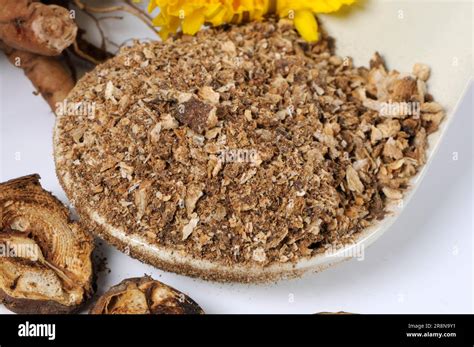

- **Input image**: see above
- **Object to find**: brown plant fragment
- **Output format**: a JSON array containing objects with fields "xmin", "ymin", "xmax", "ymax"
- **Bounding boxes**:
[
  {"xmin": 391, "ymin": 77, "xmax": 418, "ymax": 102},
  {"xmin": 174, "ymin": 97, "xmax": 218, "ymax": 133},
  {"xmin": 90, "ymin": 276, "xmax": 204, "ymax": 314},
  {"xmin": 0, "ymin": 174, "xmax": 94, "ymax": 314}
]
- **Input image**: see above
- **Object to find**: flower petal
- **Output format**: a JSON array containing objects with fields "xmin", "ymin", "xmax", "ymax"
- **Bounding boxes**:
[
  {"xmin": 182, "ymin": 9, "xmax": 205, "ymax": 35},
  {"xmin": 147, "ymin": 0, "xmax": 158, "ymax": 13},
  {"xmin": 294, "ymin": 10, "xmax": 319, "ymax": 42},
  {"xmin": 310, "ymin": 0, "xmax": 356, "ymax": 13},
  {"xmin": 148, "ymin": 0, "xmax": 355, "ymax": 42}
]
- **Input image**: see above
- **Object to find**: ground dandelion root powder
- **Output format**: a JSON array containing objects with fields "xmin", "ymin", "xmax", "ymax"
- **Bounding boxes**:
[{"xmin": 54, "ymin": 18, "xmax": 444, "ymax": 281}]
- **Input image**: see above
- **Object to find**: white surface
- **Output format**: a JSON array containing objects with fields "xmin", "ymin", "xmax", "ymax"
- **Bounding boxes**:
[{"xmin": 0, "ymin": 0, "xmax": 473, "ymax": 313}]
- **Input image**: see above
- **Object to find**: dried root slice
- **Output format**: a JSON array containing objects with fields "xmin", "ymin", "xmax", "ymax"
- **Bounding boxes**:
[
  {"xmin": 0, "ymin": 174, "xmax": 94, "ymax": 314},
  {"xmin": 90, "ymin": 276, "xmax": 204, "ymax": 314}
]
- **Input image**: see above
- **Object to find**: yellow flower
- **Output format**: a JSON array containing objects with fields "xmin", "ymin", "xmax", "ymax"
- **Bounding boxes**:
[
  {"xmin": 276, "ymin": 0, "xmax": 356, "ymax": 42},
  {"xmin": 148, "ymin": 0, "xmax": 356, "ymax": 42}
]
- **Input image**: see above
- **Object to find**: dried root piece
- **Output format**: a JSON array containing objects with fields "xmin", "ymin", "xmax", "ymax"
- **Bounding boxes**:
[
  {"xmin": 73, "ymin": 29, "xmax": 114, "ymax": 65},
  {"xmin": 0, "ymin": 44, "xmax": 74, "ymax": 110},
  {"xmin": 0, "ymin": 174, "xmax": 94, "ymax": 314},
  {"xmin": 0, "ymin": 0, "xmax": 77, "ymax": 56},
  {"xmin": 90, "ymin": 276, "xmax": 204, "ymax": 314}
]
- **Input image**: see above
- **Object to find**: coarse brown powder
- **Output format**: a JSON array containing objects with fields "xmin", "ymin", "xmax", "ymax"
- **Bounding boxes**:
[{"xmin": 55, "ymin": 18, "xmax": 444, "ymax": 268}]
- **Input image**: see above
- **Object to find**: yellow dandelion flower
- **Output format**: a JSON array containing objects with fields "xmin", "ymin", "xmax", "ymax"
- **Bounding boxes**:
[{"xmin": 148, "ymin": 0, "xmax": 356, "ymax": 42}]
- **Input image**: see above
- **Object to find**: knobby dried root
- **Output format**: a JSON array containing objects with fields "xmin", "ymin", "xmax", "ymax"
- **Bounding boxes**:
[
  {"xmin": 89, "ymin": 276, "xmax": 204, "ymax": 314},
  {"xmin": 0, "ymin": 0, "xmax": 155, "ymax": 111},
  {"xmin": 0, "ymin": 0, "xmax": 77, "ymax": 112},
  {"xmin": 0, "ymin": 175, "xmax": 94, "ymax": 314},
  {"xmin": 0, "ymin": 0, "xmax": 77, "ymax": 56},
  {"xmin": 0, "ymin": 43, "xmax": 75, "ymax": 111}
]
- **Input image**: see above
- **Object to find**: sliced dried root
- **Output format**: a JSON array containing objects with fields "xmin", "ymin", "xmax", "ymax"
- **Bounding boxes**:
[
  {"xmin": 0, "ymin": 174, "xmax": 94, "ymax": 314},
  {"xmin": 90, "ymin": 276, "xmax": 204, "ymax": 314}
]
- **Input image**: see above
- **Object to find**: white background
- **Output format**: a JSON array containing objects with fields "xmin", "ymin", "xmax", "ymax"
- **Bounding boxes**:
[{"xmin": 0, "ymin": 0, "xmax": 473, "ymax": 314}]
